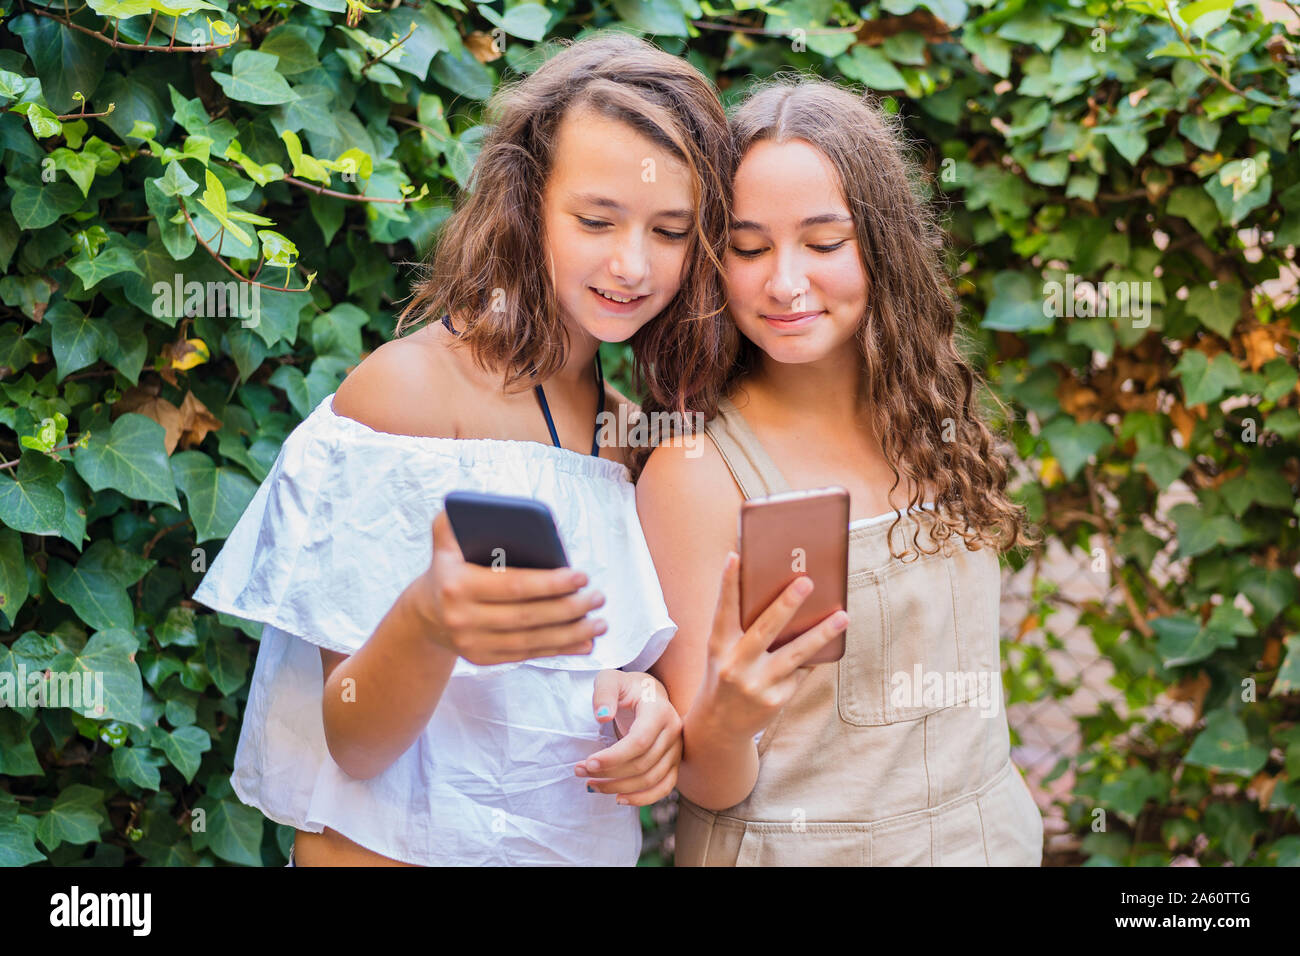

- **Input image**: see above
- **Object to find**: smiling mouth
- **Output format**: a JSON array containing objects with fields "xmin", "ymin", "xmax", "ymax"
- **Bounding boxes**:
[
  {"xmin": 763, "ymin": 310, "xmax": 823, "ymax": 321},
  {"xmin": 592, "ymin": 287, "xmax": 650, "ymax": 304}
]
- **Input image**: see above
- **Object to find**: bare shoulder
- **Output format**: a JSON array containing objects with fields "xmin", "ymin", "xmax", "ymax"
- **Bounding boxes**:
[
  {"xmin": 636, "ymin": 428, "xmax": 741, "ymax": 524},
  {"xmin": 331, "ymin": 324, "xmax": 460, "ymax": 438}
]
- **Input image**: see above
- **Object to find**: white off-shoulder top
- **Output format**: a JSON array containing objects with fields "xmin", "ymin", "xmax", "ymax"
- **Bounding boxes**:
[{"xmin": 192, "ymin": 393, "xmax": 677, "ymax": 866}]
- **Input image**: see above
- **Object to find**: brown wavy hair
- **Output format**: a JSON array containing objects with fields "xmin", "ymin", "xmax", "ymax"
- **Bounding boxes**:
[
  {"xmin": 395, "ymin": 32, "xmax": 734, "ymax": 408},
  {"xmin": 659, "ymin": 75, "xmax": 1035, "ymax": 557}
]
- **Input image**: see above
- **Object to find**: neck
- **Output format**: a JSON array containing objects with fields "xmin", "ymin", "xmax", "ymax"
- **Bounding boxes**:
[
  {"xmin": 748, "ymin": 343, "xmax": 866, "ymax": 425},
  {"xmin": 541, "ymin": 321, "xmax": 600, "ymax": 389}
]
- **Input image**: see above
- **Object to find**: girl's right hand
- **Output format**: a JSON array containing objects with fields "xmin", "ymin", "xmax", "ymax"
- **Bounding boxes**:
[
  {"xmin": 407, "ymin": 511, "xmax": 608, "ymax": 666},
  {"xmin": 695, "ymin": 551, "xmax": 848, "ymax": 743}
]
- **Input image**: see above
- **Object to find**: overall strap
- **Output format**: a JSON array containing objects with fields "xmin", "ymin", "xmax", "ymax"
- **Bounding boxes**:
[{"xmin": 704, "ymin": 395, "xmax": 793, "ymax": 499}]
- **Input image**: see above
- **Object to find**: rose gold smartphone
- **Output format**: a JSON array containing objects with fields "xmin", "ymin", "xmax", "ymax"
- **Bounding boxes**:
[{"xmin": 738, "ymin": 487, "xmax": 849, "ymax": 664}]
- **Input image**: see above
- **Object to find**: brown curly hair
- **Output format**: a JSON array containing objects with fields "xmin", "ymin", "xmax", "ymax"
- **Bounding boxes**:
[
  {"xmin": 394, "ymin": 31, "xmax": 734, "ymax": 408},
  {"xmin": 642, "ymin": 75, "xmax": 1035, "ymax": 558}
]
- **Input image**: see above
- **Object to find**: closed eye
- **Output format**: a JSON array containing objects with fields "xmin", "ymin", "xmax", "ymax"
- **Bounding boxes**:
[
  {"xmin": 729, "ymin": 246, "xmax": 764, "ymax": 259},
  {"xmin": 810, "ymin": 241, "xmax": 848, "ymax": 253}
]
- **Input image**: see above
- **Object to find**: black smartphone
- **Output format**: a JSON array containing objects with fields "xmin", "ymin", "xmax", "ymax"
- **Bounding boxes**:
[{"xmin": 443, "ymin": 491, "xmax": 569, "ymax": 569}]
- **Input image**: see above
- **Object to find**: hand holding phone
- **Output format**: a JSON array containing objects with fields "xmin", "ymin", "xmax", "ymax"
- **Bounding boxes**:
[
  {"xmin": 695, "ymin": 548, "xmax": 849, "ymax": 745},
  {"xmin": 406, "ymin": 492, "xmax": 605, "ymax": 666}
]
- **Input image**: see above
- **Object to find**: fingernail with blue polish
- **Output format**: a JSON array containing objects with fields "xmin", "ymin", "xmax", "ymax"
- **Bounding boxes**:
[
  {"xmin": 586, "ymin": 785, "xmax": 594, "ymax": 793},
  {"xmin": 596, "ymin": 706, "xmax": 610, "ymax": 718}
]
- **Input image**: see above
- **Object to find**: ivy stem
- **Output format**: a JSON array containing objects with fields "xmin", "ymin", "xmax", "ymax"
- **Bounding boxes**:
[
  {"xmin": 0, "ymin": 441, "xmax": 80, "ymax": 471},
  {"xmin": 360, "ymin": 22, "xmax": 417, "ymax": 76},
  {"xmin": 1160, "ymin": 0, "xmax": 1247, "ymax": 98},
  {"xmin": 176, "ymin": 198, "xmax": 313, "ymax": 294},
  {"xmin": 25, "ymin": 6, "xmax": 238, "ymax": 52}
]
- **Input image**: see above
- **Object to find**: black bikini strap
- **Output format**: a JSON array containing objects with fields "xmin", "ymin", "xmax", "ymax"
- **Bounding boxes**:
[{"xmin": 441, "ymin": 314, "xmax": 605, "ymax": 457}]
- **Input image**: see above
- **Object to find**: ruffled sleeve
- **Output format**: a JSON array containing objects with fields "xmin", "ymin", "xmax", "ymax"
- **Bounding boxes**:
[{"xmin": 192, "ymin": 393, "xmax": 677, "ymax": 677}]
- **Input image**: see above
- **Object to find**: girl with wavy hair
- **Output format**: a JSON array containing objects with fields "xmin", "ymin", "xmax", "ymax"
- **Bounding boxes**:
[
  {"xmin": 195, "ymin": 32, "xmax": 732, "ymax": 866},
  {"xmin": 636, "ymin": 76, "xmax": 1044, "ymax": 866}
]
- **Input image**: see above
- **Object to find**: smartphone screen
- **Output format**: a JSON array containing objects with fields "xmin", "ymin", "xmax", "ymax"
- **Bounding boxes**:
[
  {"xmin": 738, "ymin": 487, "xmax": 849, "ymax": 664},
  {"xmin": 444, "ymin": 491, "xmax": 569, "ymax": 569}
]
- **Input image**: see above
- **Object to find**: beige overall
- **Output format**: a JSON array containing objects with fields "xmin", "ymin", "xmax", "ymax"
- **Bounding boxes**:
[{"xmin": 674, "ymin": 396, "xmax": 1044, "ymax": 866}]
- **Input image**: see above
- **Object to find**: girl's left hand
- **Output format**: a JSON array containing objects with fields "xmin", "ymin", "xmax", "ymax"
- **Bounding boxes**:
[{"xmin": 576, "ymin": 670, "xmax": 682, "ymax": 806}]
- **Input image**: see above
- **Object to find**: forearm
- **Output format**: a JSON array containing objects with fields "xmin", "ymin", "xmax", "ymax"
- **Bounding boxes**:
[
  {"xmin": 675, "ymin": 698, "xmax": 760, "ymax": 811},
  {"xmin": 322, "ymin": 583, "xmax": 457, "ymax": 780}
]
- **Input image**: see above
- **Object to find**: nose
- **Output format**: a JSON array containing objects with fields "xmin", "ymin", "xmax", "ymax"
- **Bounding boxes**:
[
  {"xmin": 608, "ymin": 230, "xmax": 649, "ymax": 288},
  {"xmin": 764, "ymin": 247, "xmax": 808, "ymax": 307}
]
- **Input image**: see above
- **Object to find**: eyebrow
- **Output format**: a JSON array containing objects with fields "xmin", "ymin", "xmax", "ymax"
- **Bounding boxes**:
[
  {"xmin": 571, "ymin": 193, "xmax": 693, "ymax": 220},
  {"xmin": 731, "ymin": 213, "xmax": 854, "ymax": 231}
]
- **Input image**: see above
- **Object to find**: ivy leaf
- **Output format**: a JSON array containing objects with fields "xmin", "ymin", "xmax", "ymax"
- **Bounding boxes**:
[
  {"xmin": 49, "ymin": 147, "xmax": 98, "ymax": 196},
  {"xmin": 6, "ymin": 177, "xmax": 83, "ymax": 230},
  {"xmin": 1152, "ymin": 614, "xmax": 1235, "ymax": 667},
  {"xmin": 1040, "ymin": 418, "xmax": 1113, "ymax": 480},
  {"xmin": 195, "ymin": 167, "xmax": 252, "ymax": 247},
  {"xmin": 1273, "ymin": 635, "xmax": 1300, "ymax": 697},
  {"xmin": 838, "ymin": 45, "xmax": 908, "ymax": 89},
  {"xmin": 1237, "ymin": 566, "xmax": 1298, "ymax": 626},
  {"xmin": 73, "ymin": 412, "xmax": 180, "ymax": 509},
  {"xmin": 203, "ymin": 629, "xmax": 250, "ymax": 696},
  {"xmin": 111, "ymin": 745, "xmax": 164, "ymax": 790},
  {"xmin": 0, "ymin": 709, "xmax": 42, "ymax": 775},
  {"xmin": 1133, "ymin": 445, "xmax": 1190, "ymax": 490},
  {"xmin": 478, "ymin": 3, "xmax": 550, "ymax": 42},
  {"xmin": 44, "ymin": 299, "xmax": 107, "ymax": 380},
  {"xmin": 1098, "ymin": 766, "xmax": 1169, "ymax": 822},
  {"xmin": 1177, "ymin": 114, "xmax": 1221, "ymax": 151},
  {"xmin": 1169, "ymin": 503, "xmax": 1247, "ymax": 558},
  {"xmin": 1173, "ymin": 349, "xmax": 1242, "ymax": 406},
  {"xmin": 8, "ymin": 13, "xmax": 109, "ymax": 113},
  {"xmin": 151, "ymin": 725, "xmax": 211, "ymax": 783},
  {"xmin": 996, "ymin": 10, "xmax": 1065, "ymax": 51},
  {"xmin": 156, "ymin": 161, "xmax": 199, "ymax": 198},
  {"xmin": 53, "ymin": 628, "xmax": 145, "ymax": 726},
  {"xmin": 171, "ymin": 451, "xmax": 259, "ymax": 543},
  {"xmin": 612, "ymin": 0, "xmax": 689, "ymax": 36},
  {"xmin": 1219, "ymin": 468, "xmax": 1293, "ymax": 516},
  {"xmin": 0, "ymin": 811, "xmax": 45, "ymax": 866},
  {"xmin": 960, "ymin": 30, "xmax": 1010, "ymax": 77},
  {"xmin": 46, "ymin": 541, "xmax": 155, "ymax": 638},
  {"xmin": 429, "ymin": 47, "xmax": 494, "ymax": 101},
  {"xmin": 257, "ymin": 24, "xmax": 324, "ymax": 76},
  {"xmin": 982, "ymin": 271, "xmax": 1052, "ymax": 332},
  {"xmin": 155, "ymin": 606, "xmax": 199, "ymax": 648},
  {"xmin": 1260, "ymin": 359, "xmax": 1297, "ymax": 402},
  {"xmin": 87, "ymin": 0, "xmax": 162, "ymax": 16},
  {"xmin": 1265, "ymin": 407, "xmax": 1300, "ymax": 440},
  {"xmin": 1186, "ymin": 283, "xmax": 1242, "ymax": 338},
  {"xmin": 66, "ymin": 237, "xmax": 144, "ymax": 291},
  {"xmin": 1097, "ymin": 127, "xmax": 1148, "ymax": 165},
  {"xmin": 1184, "ymin": 710, "xmax": 1267, "ymax": 777},
  {"xmin": 35, "ymin": 784, "xmax": 106, "ymax": 851},
  {"xmin": 191, "ymin": 795, "xmax": 263, "ymax": 865},
  {"xmin": 0, "ymin": 449, "xmax": 64, "ymax": 536},
  {"xmin": 1205, "ymin": 172, "xmax": 1271, "ymax": 227},
  {"xmin": 280, "ymin": 129, "xmax": 331, "ymax": 185},
  {"xmin": 0, "ymin": 526, "xmax": 30, "ymax": 623},
  {"xmin": 211, "ymin": 50, "xmax": 300, "ymax": 106},
  {"xmin": 1206, "ymin": 602, "xmax": 1255, "ymax": 638}
]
